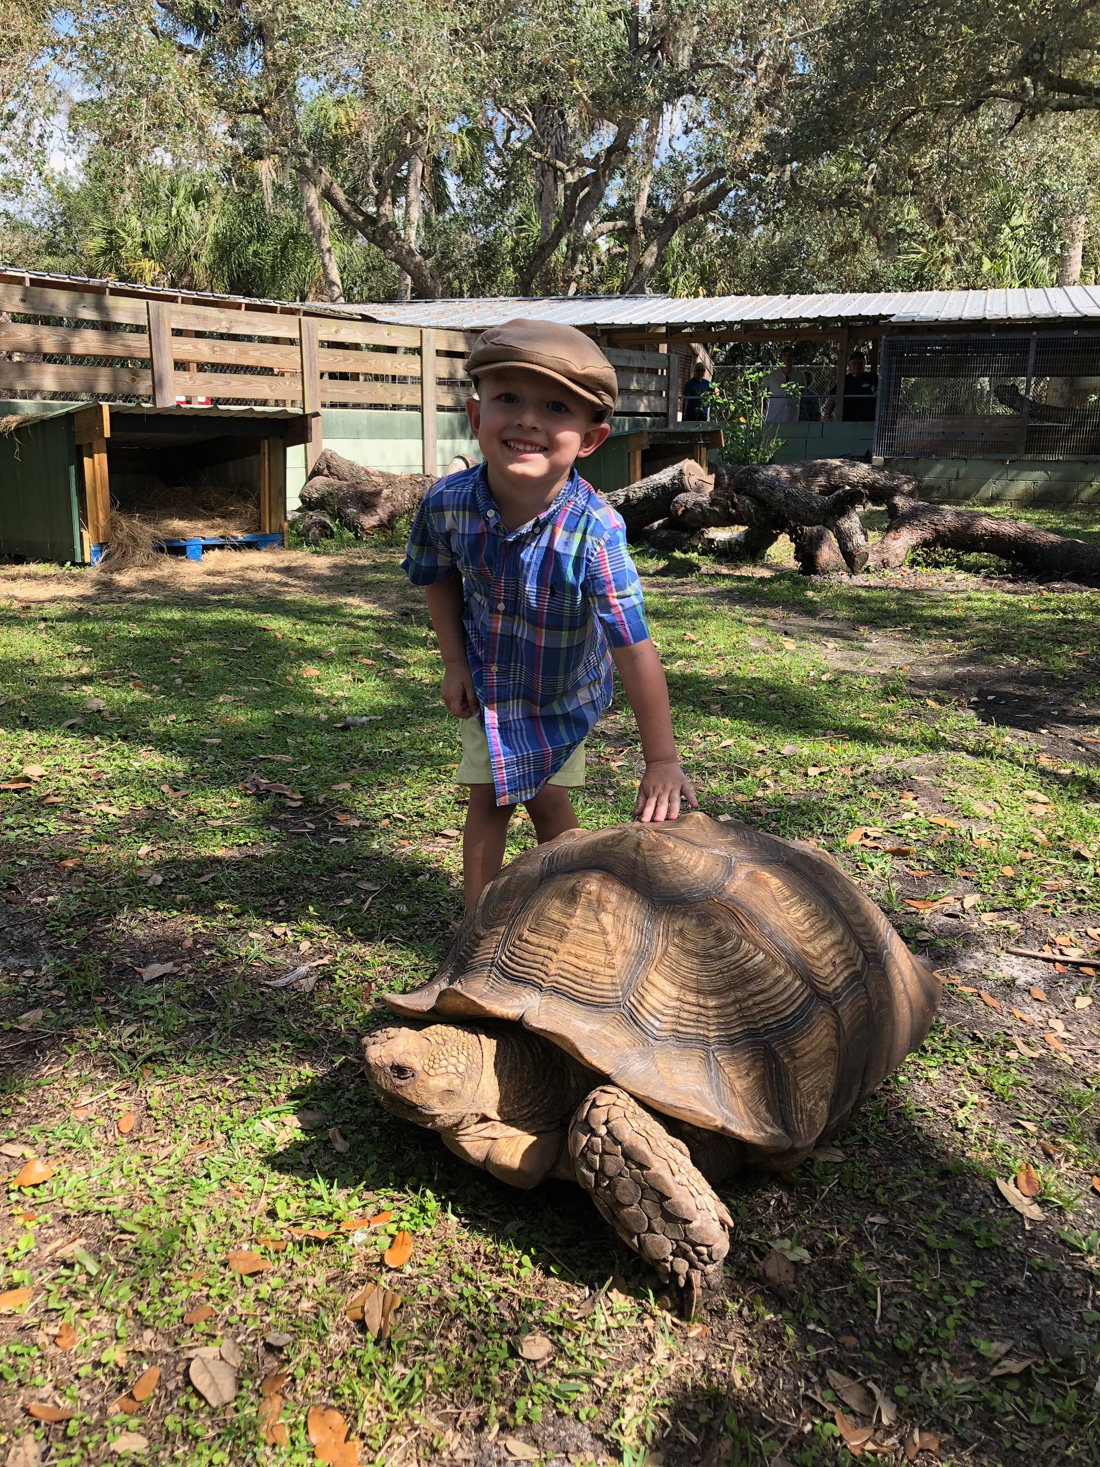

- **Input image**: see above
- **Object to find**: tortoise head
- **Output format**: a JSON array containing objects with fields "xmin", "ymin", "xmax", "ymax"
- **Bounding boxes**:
[{"xmin": 362, "ymin": 1024, "xmax": 485, "ymax": 1131}]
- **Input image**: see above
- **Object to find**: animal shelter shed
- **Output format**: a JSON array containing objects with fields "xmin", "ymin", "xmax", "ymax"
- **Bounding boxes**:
[{"xmin": 0, "ymin": 402, "xmax": 311, "ymax": 564}]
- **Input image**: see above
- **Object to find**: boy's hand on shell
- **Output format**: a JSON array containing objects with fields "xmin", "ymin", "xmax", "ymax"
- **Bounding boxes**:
[
  {"xmin": 635, "ymin": 762, "xmax": 698, "ymax": 823},
  {"xmin": 441, "ymin": 664, "xmax": 479, "ymax": 718}
]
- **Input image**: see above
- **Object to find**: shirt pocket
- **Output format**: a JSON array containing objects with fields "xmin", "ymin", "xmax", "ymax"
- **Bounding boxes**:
[{"xmin": 522, "ymin": 565, "xmax": 587, "ymax": 634}]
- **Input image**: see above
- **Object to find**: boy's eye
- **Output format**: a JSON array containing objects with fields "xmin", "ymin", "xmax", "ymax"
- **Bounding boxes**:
[
  {"xmin": 547, "ymin": 400, "xmax": 570, "ymax": 414},
  {"xmin": 495, "ymin": 391, "xmax": 519, "ymax": 404}
]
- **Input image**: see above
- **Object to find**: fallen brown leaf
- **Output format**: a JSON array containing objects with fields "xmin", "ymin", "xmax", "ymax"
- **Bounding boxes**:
[
  {"xmin": 989, "ymin": 1355, "xmax": 1039, "ymax": 1377},
  {"xmin": 109, "ymin": 1432, "xmax": 149, "ymax": 1454},
  {"xmin": 518, "ymin": 1333, "xmax": 554, "ymax": 1364},
  {"xmin": 226, "ymin": 1250, "xmax": 270, "ymax": 1275},
  {"xmin": 826, "ymin": 1368, "xmax": 875, "ymax": 1417},
  {"xmin": 257, "ymin": 1393, "xmax": 288, "ymax": 1446},
  {"xmin": 25, "ymin": 1403, "xmax": 75, "ymax": 1422},
  {"xmin": 261, "ymin": 1372, "xmax": 288, "ymax": 1397},
  {"xmin": 130, "ymin": 1366, "xmax": 160, "ymax": 1403},
  {"xmin": 328, "ymin": 1127, "xmax": 350, "ymax": 1154},
  {"xmin": 117, "ymin": 1111, "xmax": 135, "ymax": 1135},
  {"xmin": 189, "ymin": 1355, "xmax": 238, "ymax": 1407},
  {"xmin": 995, "ymin": 1177, "xmax": 1044, "ymax": 1220},
  {"xmin": 13, "ymin": 1159, "xmax": 53, "ymax": 1188},
  {"xmin": 54, "ymin": 1321, "xmax": 76, "ymax": 1352},
  {"xmin": 1029, "ymin": 986, "xmax": 1048, "ymax": 1002},
  {"xmin": 1015, "ymin": 1163, "xmax": 1040, "ymax": 1198},
  {"xmin": 979, "ymin": 991, "xmax": 1002, "ymax": 1011},
  {"xmin": 0, "ymin": 1288, "xmax": 33, "ymax": 1312},
  {"xmin": 383, "ymin": 1231, "xmax": 413, "ymax": 1268},
  {"xmin": 834, "ymin": 1409, "xmax": 874, "ymax": 1453},
  {"xmin": 183, "ymin": 1304, "xmax": 214, "ymax": 1325}
]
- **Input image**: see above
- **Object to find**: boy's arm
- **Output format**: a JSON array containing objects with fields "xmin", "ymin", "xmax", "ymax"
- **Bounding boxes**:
[
  {"xmin": 424, "ymin": 575, "xmax": 478, "ymax": 718},
  {"xmin": 610, "ymin": 639, "xmax": 698, "ymax": 823}
]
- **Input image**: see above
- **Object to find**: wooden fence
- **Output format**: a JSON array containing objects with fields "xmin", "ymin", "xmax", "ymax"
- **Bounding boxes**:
[{"xmin": 0, "ymin": 273, "xmax": 672, "ymax": 474}]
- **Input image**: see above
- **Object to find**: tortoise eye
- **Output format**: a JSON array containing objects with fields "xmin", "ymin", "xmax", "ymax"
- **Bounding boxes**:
[{"xmin": 389, "ymin": 1063, "xmax": 416, "ymax": 1083}]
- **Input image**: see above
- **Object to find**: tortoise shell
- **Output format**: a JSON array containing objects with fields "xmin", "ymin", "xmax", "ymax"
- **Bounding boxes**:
[{"xmin": 384, "ymin": 811, "xmax": 940, "ymax": 1165}]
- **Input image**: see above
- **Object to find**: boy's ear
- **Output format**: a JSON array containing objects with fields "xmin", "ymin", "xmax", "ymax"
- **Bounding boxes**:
[
  {"xmin": 465, "ymin": 396, "xmax": 481, "ymax": 437},
  {"xmin": 575, "ymin": 420, "xmax": 612, "ymax": 458}
]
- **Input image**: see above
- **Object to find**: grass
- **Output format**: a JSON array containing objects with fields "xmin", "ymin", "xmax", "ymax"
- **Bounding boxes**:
[{"xmin": 1, "ymin": 528, "xmax": 1099, "ymax": 1467}]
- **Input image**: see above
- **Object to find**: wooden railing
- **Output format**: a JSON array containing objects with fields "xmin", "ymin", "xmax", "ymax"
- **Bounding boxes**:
[{"xmin": 0, "ymin": 273, "xmax": 672, "ymax": 473}]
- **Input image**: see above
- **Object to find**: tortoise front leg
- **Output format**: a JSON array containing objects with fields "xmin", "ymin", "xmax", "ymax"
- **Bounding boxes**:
[{"xmin": 568, "ymin": 1085, "xmax": 732, "ymax": 1315}]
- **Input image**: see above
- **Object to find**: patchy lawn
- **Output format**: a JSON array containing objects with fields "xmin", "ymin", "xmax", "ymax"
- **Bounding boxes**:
[{"xmin": 1, "ymin": 531, "xmax": 1099, "ymax": 1467}]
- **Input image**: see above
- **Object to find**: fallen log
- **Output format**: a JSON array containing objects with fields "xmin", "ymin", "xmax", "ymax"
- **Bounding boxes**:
[
  {"xmin": 729, "ymin": 467, "xmax": 871, "ymax": 572},
  {"xmin": 603, "ymin": 458, "xmax": 711, "ymax": 534},
  {"xmin": 790, "ymin": 525, "xmax": 848, "ymax": 576},
  {"xmin": 289, "ymin": 509, "xmax": 336, "ymax": 545},
  {"xmin": 299, "ymin": 451, "xmax": 435, "ymax": 535},
  {"xmin": 765, "ymin": 459, "xmax": 918, "ymax": 500},
  {"xmin": 872, "ymin": 496, "xmax": 1100, "ymax": 580}
]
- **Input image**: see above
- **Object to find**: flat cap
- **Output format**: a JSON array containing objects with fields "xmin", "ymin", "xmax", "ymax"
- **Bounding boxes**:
[{"xmin": 464, "ymin": 319, "xmax": 618, "ymax": 413}]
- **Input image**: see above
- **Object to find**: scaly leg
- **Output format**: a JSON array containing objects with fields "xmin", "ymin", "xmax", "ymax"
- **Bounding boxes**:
[{"xmin": 568, "ymin": 1085, "xmax": 732, "ymax": 1315}]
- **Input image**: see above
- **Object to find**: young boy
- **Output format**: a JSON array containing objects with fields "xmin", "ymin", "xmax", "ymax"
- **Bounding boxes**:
[{"xmin": 402, "ymin": 319, "xmax": 697, "ymax": 907}]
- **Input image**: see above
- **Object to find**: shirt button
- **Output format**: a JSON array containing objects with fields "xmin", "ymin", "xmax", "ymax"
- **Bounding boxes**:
[
  {"xmin": 496, "ymin": 601, "xmax": 505, "ymax": 611},
  {"xmin": 490, "ymin": 664, "xmax": 498, "ymax": 673}
]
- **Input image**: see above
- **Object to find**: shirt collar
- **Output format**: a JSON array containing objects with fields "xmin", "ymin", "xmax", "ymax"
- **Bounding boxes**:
[{"xmin": 473, "ymin": 462, "xmax": 583, "ymax": 535}]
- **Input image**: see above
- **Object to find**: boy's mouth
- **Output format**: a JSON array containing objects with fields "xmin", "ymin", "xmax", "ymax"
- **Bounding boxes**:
[{"xmin": 502, "ymin": 438, "xmax": 547, "ymax": 455}]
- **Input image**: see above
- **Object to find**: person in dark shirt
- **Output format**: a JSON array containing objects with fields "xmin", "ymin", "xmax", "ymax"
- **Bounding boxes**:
[
  {"xmin": 681, "ymin": 362, "xmax": 711, "ymax": 421},
  {"xmin": 827, "ymin": 352, "xmax": 878, "ymax": 422}
]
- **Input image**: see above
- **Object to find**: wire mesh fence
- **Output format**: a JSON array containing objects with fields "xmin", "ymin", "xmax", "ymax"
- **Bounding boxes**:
[
  {"xmin": 877, "ymin": 332, "xmax": 1100, "ymax": 459},
  {"xmin": 712, "ymin": 363, "xmax": 838, "ymax": 423}
]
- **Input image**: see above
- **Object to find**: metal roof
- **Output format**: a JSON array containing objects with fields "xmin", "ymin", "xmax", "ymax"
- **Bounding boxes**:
[
  {"xmin": 8, "ymin": 265, "xmax": 1100, "ymax": 331},
  {"xmin": 348, "ymin": 288, "xmax": 1100, "ymax": 331}
]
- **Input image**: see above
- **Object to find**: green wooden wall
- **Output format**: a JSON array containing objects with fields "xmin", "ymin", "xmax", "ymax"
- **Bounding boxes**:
[{"xmin": 0, "ymin": 407, "xmax": 81, "ymax": 563}]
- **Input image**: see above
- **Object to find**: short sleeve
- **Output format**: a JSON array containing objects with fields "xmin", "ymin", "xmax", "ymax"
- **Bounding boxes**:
[
  {"xmin": 584, "ymin": 516, "xmax": 650, "ymax": 647},
  {"xmin": 402, "ymin": 489, "xmax": 456, "ymax": 586}
]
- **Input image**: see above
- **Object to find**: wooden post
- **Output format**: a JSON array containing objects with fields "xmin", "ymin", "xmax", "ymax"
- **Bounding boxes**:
[
  {"xmin": 420, "ymin": 328, "xmax": 438, "ymax": 476},
  {"xmin": 833, "ymin": 328, "xmax": 849, "ymax": 423},
  {"xmin": 147, "ymin": 301, "xmax": 176, "ymax": 407},
  {"xmin": 72, "ymin": 405, "xmax": 110, "ymax": 557},
  {"xmin": 259, "ymin": 437, "xmax": 287, "ymax": 533},
  {"xmin": 665, "ymin": 347, "xmax": 681, "ymax": 428},
  {"xmin": 299, "ymin": 316, "xmax": 322, "ymax": 473}
]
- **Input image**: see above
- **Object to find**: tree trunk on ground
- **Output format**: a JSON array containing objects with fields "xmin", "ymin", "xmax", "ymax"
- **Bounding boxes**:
[
  {"xmin": 1057, "ymin": 212, "xmax": 1088, "ymax": 287},
  {"xmin": 602, "ymin": 458, "xmax": 712, "ymax": 533},
  {"xmin": 300, "ymin": 450, "xmax": 435, "ymax": 535},
  {"xmin": 289, "ymin": 510, "xmax": 336, "ymax": 545},
  {"xmin": 790, "ymin": 525, "xmax": 848, "ymax": 575},
  {"xmin": 872, "ymin": 495, "xmax": 1100, "ymax": 580},
  {"xmin": 728, "ymin": 466, "xmax": 871, "ymax": 572},
  {"xmin": 764, "ymin": 459, "xmax": 918, "ymax": 499}
]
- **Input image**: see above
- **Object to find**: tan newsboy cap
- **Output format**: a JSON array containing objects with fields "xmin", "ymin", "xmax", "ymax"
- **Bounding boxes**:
[{"xmin": 464, "ymin": 319, "xmax": 618, "ymax": 413}]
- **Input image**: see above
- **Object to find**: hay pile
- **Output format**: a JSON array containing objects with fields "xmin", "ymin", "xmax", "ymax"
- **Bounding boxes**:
[{"xmin": 98, "ymin": 480, "xmax": 260, "ymax": 569}]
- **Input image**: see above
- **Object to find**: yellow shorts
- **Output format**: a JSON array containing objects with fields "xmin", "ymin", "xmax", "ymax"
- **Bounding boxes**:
[{"xmin": 455, "ymin": 717, "xmax": 587, "ymax": 790}]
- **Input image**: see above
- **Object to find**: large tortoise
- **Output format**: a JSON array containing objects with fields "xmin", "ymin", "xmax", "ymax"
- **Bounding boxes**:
[{"xmin": 364, "ymin": 812, "xmax": 939, "ymax": 1310}]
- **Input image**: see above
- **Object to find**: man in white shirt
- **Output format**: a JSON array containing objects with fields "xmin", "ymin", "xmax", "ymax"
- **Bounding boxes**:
[{"xmin": 764, "ymin": 348, "xmax": 810, "ymax": 423}]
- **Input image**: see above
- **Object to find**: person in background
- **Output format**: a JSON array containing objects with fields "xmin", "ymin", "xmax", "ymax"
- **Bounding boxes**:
[
  {"xmin": 764, "ymin": 348, "xmax": 810, "ymax": 422},
  {"xmin": 680, "ymin": 360, "xmax": 711, "ymax": 420},
  {"xmin": 826, "ymin": 352, "xmax": 878, "ymax": 421}
]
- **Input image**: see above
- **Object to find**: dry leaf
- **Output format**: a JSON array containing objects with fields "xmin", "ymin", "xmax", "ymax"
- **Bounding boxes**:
[
  {"xmin": 139, "ymin": 962, "xmax": 175, "ymax": 983},
  {"xmin": 963, "ymin": 893, "xmax": 980, "ymax": 909},
  {"xmin": 226, "ymin": 1250, "xmax": 270, "ymax": 1275},
  {"xmin": 109, "ymin": 1433, "xmax": 149, "ymax": 1454},
  {"xmin": 1091, "ymin": 1176, "xmax": 1100, "ymax": 1195},
  {"xmin": 22, "ymin": 764, "xmax": 45, "ymax": 780},
  {"xmin": 129, "ymin": 1366, "xmax": 160, "ymax": 1403},
  {"xmin": 834, "ymin": 1410, "xmax": 874, "ymax": 1452},
  {"xmin": 328, "ymin": 1127, "xmax": 350, "ymax": 1154},
  {"xmin": 1075, "ymin": 995, "xmax": 1093, "ymax": 1009},
  {"xmin": 762, "ymin": 1249, "xmax": 796, "ymax": 1288},
  {"xmin": 979, "ymin": 991, "xmax": 1003, "ymax": 1011},
  {"xmin": 1029, "ymin": 986, "xmax": 1048, "ymax": 1002},
  {"xmin": 25, "ymin": 1403, "xmax": 75, "ymax": 1422},
  {"xmin": 54, "ymin": 1321, "xmax": 76, "ymax": 1352},
  {"xmin": 1015, "ymin": 1164, "xmax": 1040, "ymax": 1198},
  {"xmin": 865, "ymin": 1380, "xmax": 898, "ymax": 1428},
  {"xmin": 0, "ymin": 1287, "xmax": 33, "ymax": 1312},
  {"xmin": 812, "ymin": 1147, "xmax": 846, "ymax": 1163},
  {"xmin": 1043, "ymin": 1032, "xmax": 1070, "ymax": 1055},
  {"xmin": 262, "ymin": 1371, "xmax": 288, "ymax": 1396},
  {"xmin": 826, "ymin": 1368, "xmax": 875, "ymax": 1417},
  {"xmin": 518, "ymin": 1333, "xmax": 554, "ymax": 1364},
  {"xmin": 383, "ymin": 1231, "xmax": 413, "ymax": 1268},
  {"xmin": 257, "ymin": 1393, "xmax": 288, "ymax": 1446},
  {"xmin": 503, "ymin": 1441, "xmax": 541, "ymax": 1462},
  {"xmin": 929, "ymin": 816, "xmax": 957, "ymax": 828},
  {"xmin": 189, "ymin": 1355, "xmax": 238, "ymax": 1407},
  {"xmin": 183, "ymin": 1304, "xmax": 214, "ymax": 1325},
  {"xmin": 82, "ymin": 697, "xmax": 105, "ymax": 712},
  {"xmin": 13, "ymin": 1159, "xmax": 53, "ymax": 1188},
  {"xmin": 345, "ymin": 1283, "xmax": 376, "ymax": 1323},
  {"xmin": 117, "ymin": 1111, "xmax": 135, "ymax": 1135},
  {"xmin": 995, "ymin": 1177, "xmax": 1044, "ymax": 1220},
  {"xmin": 990, "ymin": 1355, "xmax": 1039, "ymax": 1377},
  {"xmin": 904, "ymin": 1429, "xmax": 939, "ymax": 1460},
  {"xmin": 110, "ymin": 1394, "xmax": 139, "ymax": 1417}
]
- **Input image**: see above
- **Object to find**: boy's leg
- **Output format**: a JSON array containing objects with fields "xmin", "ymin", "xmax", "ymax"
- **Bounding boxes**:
[
  {"xmin": 463, "ymin": 783, "xmax": 515, "ymax": 909},
  {"xmin": 524, "ymin": 784, "xmax": 579, "ymax": 845}
]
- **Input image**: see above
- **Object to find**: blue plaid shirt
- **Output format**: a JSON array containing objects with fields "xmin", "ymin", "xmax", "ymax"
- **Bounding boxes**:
[{"xmin": 403, "ymin": 463, "xmax": 650, "ymax": 805}]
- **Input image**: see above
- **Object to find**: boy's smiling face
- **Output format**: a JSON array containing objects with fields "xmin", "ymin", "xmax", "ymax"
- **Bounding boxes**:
[{"xmin": 467, "ymin": 365, "xmax": 611, "ymax": 509}]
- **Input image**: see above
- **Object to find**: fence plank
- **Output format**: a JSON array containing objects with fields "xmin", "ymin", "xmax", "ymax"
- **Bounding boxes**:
[
  {"xmin": 316, "ymin": 345, "xmax": 423, "ymax": 376},
  {"xmin": 604, "ymin": 347, "xmax": 668, "ymax": 369},
  {"xmin": 310, "ymin": 318, "xmax": 422, "ymax": 348},
  {"xmin": 420, "ymin": 328, "xmax": 438, "ymax": 476},
  {"xmin": 315, "ymin": 377, "xmax": 422, "ymax": 407},
  {"xmin": 616, "ymin": 392, "xmax": 667, "ymax": 415},
  {"xmin": 169, "ymin": 370, "xmax": 304, "ymax": 402},
  {"xmin": 0, "ymin": 281, "xmax": 149, "ymax": 327},
  {"xmin": 298, "ymin": 318, "xmax": 321, "ymax": 471},
  {"xmin": 0, "ymin": 322, "xmax": 152, "ymax": 359},
  {"xmin": 147, "ymin": 302, "xmax": 176, "ymax": 407},
  {"xmin": 0, "ymin": 361, "xmax": 152, "ymax": 395},
  {"xmin": 170, "ymin": 302, "xmax": 314, "ymax": 339}
]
